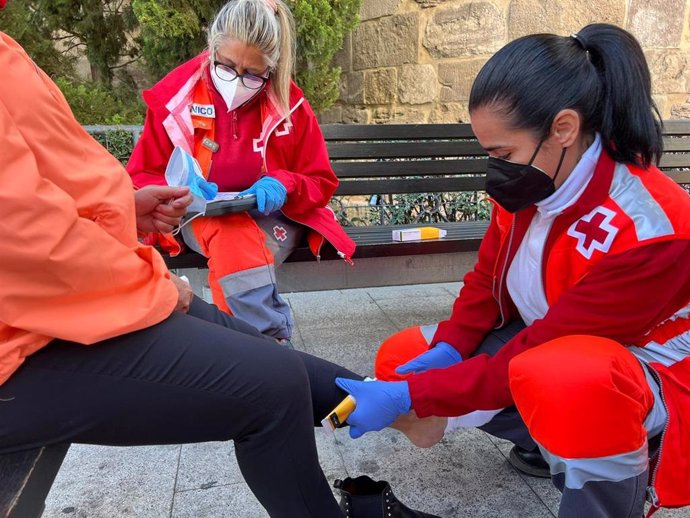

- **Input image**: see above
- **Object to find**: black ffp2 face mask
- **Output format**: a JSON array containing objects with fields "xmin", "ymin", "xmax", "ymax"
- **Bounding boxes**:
[{"xmin": 485, "ymin": 141, "xmax": 567, "ymax": 213}]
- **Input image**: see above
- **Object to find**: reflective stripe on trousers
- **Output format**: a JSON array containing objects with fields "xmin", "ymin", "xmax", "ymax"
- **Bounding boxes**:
[
  {"xmin": 182, "ymin": 211, "xmax": 303, "ymax": 338},
  {"xmin": 510, "ymin": 335, "xmax": 668, "ymax": 518}
]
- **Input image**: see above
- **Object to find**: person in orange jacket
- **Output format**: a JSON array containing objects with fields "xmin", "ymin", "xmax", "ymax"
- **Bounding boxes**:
[
  {"xmin": 127, "ymin": 0, "xmax": 355, "ymax": 345},
  {"xmin": 0, "ymin": 18, "xmax": 408, "ymax": 518},
  {"xmin": 336, "ymin": 24, "xmax": 690, "ymax": 518}
]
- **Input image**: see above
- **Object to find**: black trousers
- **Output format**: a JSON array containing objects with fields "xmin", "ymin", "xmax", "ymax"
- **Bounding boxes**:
[{"xmin": 0, "ymin": 297, "xmax": 360, "ymax": 518}]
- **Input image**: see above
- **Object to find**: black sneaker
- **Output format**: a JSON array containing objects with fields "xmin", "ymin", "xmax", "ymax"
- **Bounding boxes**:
[{"xmin": 508, "ymin": 445, "xmax": 551, "ymax": 478}]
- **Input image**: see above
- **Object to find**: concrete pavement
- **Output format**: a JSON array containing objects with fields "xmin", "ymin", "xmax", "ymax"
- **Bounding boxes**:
[{"xmin": 43, "ymin": 283, "xmax": 688, "ymax": 517}]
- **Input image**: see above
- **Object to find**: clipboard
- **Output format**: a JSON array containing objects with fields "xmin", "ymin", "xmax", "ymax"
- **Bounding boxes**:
[{"xmin": 188, "ymin": 193, "xmax": 258, "ymax": 217}]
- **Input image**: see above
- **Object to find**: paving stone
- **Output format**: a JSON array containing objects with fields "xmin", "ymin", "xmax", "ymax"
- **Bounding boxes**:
[
  {"xmin": 44, "ymin": 444, "xmax": 179, "ymax": 518},
  {"xmin": 172, "ymin": 483, "xmax": 268, "ymax": 518},
  {"xmin": 176, "ymin": 441, "xmax": 239, "ymax": 492}
]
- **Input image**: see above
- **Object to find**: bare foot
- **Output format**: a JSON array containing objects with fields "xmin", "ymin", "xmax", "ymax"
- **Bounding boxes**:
[{"xmin": 391, "ymin": 410, "xmax": 447, "ymax": 448}]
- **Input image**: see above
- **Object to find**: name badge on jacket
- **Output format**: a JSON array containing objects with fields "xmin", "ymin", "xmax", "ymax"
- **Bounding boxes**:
[{"xmin": 191, "ymin": 104, "xmax": 215, "ymax": 118}]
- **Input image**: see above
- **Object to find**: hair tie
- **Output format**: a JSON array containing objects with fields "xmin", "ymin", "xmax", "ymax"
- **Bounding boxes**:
[
  {"xmin": 570, "ymin": 33, "xmax": 587, "ymax": 51},
  {"xmin": 263, "ymin": 0, "xmax": 278, "ymax": 13},
  {"xmin": 570, "ymin": 32, "xmax": 593, "ymax": 62}
]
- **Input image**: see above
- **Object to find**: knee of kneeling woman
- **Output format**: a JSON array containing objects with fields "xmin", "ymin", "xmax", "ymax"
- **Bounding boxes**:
[{"xmin": 508, "ymin": 335, "xmax": 651, "ymax": 458}]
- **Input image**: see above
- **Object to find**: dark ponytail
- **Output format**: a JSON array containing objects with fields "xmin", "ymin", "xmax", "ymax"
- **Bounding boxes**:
[{"xmin": 469, "ymin": 23, "xmax": 662, "ymax": 167}]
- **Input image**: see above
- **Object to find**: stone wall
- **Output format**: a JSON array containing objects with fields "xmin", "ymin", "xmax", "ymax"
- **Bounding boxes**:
[{"xmin": 319, "ymin": 0, "xmax": 690, "ymax": 124}]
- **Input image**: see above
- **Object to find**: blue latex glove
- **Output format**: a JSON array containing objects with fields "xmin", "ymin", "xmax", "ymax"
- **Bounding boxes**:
[
  {"xmin": 335, "ymin": 378, "xmax": 411, "ymax": 439},
  {"xmin": 395, "ymin": 341, "xmax": 462, "ymax": 375},
  {"xmin": 239, "ymin": 176, "xmax": 287, "ymax": 215}
]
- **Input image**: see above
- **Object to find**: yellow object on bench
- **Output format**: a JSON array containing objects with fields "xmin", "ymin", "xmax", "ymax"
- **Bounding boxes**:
[{"xmin": 392, "ymin": 227, "xmax": 448, "ymax": 242}]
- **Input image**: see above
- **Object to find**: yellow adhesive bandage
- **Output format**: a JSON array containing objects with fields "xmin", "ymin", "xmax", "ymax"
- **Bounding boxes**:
[{"xmin": 321, "ymin": 395, "xmax": 356, "ymax": 433}]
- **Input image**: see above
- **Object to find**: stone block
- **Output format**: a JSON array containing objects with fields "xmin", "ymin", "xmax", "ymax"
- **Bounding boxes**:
[
  {"xmin": 414, "ymin": 0, "xmax": 449, "ymax": 7},
  {"xmin": 399, "ymin": 64, "xmax": 438, "ymax": 104},
  {"xmin": 670, "ymin": 96, "xmax": 690, "ymax": 119},
  {"xmin": 318, "ymin": 105, "xmax": 343, "ymax": 124},
  {"xmin": 332, "ymin": 33, "xmax": 351, "ymax": 72},
  {"xmin": 353, "ymin": 14, "xmax": 420, "ymax": 70},
  {"xmin": 646, "ymin": 49, "xmax": 690, "ymax": 94},
  {"xmin": 360, "ymin": 0, "xmax": 402, "ymax": 21},
  {"xmin": 628, "ymin": 0, "xmax": 685, "ymax": 48},
  {"xmin": 429, "ymin": 102, "xmax": 470, "ymax": 123},
  {"xmin": 438, "ymin": 59, "xmax": 487, "ymax": 102},
  {"xmin": 423, "ymin": 3, "xmax": 505, "ymax": 59},
  {"xmin": 508, "ymin": 0, "xmax": 625, "ymax": 40},
  {"xmin": 372, "ymin": 106, "xmax": 429, "ymax": 124},
  {"xmin": 655, "ymin": 94, "xmax": 670, "ymax": 119},
  {"xmin": 346, "ymin": 71, "xmax": 365, "ymax": 104},
  {"xmin": 364, "ymin": 68, "xmax": 398, "ymax": 105},
  {"xmin": 343, "ymin": 106, "xmax": 371, "ymax": 124}
]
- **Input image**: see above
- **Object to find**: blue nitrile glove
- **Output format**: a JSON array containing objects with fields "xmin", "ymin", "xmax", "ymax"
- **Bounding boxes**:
[
  {"xmin": 239, "ymin": 176, "xmax": 287, "ymax": 215},
  {"xmin": 334, "ymin": 378, "xmax": 411, "ymax": 439},
  {"xmin": 165, "ymin": 147, "xmax": 218, "ymax": 214},
  {"xmin": 395, "ymin": 341, "xmax": 462, "ymax": 375}
]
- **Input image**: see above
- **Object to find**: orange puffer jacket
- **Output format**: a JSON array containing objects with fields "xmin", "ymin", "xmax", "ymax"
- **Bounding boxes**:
[{"xmin": 0, "ymin": 32, "xmax": 177, "ymax": 385}]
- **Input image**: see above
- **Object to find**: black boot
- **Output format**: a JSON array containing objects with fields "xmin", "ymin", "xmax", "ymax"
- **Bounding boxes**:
[
  {"xmin": 508, "ymin": 445, "xmax": 551, "ymax": 478},
  {"xmin": 334, "ymin": 475, "xmax": 442, "ymax": 518}
]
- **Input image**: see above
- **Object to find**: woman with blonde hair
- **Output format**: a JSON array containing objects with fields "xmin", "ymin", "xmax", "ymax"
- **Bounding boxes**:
[{"xmin": 128, "ymin": 0, "xmax": 355, "ymax": 345}]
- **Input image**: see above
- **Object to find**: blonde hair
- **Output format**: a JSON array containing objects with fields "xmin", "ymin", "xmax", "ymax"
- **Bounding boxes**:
[{"xmin": 208, "ymin": 0, "xmax": 295, "ymax": 116}]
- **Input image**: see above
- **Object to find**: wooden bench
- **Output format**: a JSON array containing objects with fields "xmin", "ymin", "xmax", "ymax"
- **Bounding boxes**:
[
  {"xmin": 167, "ymin": 123, "xmax": 492, "ymax": 290},
  {"xmin": 164, "ymin": 121, "xmax": 690, "ymax": 292}
]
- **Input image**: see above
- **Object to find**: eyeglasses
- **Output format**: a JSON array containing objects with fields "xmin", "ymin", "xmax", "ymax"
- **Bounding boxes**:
[{"xmin": 213, "ymin": 61, "xmax": 270, "ymax": 90}]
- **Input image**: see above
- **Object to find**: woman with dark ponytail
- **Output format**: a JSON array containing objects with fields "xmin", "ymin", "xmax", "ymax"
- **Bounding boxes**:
[{"xmin": 336, "ymin": 23, "xmax": 690, "ymax": 517}]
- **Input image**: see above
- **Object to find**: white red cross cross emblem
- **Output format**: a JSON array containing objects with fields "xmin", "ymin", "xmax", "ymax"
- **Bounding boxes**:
[{"xmin": 566, "ymin": 206, "xmax": 618, "ymax": 259}]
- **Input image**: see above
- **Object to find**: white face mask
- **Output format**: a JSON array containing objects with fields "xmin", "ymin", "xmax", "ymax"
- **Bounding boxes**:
[{"xmin": 210, "ymin": 64, "xmax": 262, "ymax": 112}]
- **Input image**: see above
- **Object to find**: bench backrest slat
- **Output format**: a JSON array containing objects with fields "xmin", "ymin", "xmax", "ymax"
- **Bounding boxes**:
[
  {"xmin": 332, "ymin": 159, "xmax": 488, "ymax": 178},
  {"xmin": 335, "ymin": 177, "xmax": 487, "ymax": 196},
  {"xmin": 320, "ymin": 123, "xmax": 690, "ymax": 199},
  {"xmin": 327, "ymin": 141, "xmax": 485, "ymax": 159},
  {"xmin": 662, "ymin": 170, "xmax": 690, "ymax": 184},
  {"xmin": 321, "ymin": 123, "xmax": 475, "ymax": 140},
  {"xmin": 660, "ymin": 120, "xmax": 690, "ymax": 135}
]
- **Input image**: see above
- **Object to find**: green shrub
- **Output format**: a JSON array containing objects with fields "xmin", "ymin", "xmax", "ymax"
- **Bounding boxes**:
[
  {"xmin": 293, "ymin": 0, "xmax": 361, "ymax": 112},
  {"xmin": 373, "ymin": 192, "xmax": 491, "ymax": 225},
  {"xmin": 55, "ymin": 78, "xmax": 145, "ymax": 125},
  {"xmin": 133, "ymin": 0, "xmax": 362, "ymax": 113},
  {"xmin": 90, "ymin": 130, "xmax": 138, "ymax": 165}
]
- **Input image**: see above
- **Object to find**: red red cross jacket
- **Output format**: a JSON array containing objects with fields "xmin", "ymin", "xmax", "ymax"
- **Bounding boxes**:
[
  {"xmin": 407, "ymin": 151, "xmax": 690, "ymax": 507},
  {"xmin": 127, "ymin": 53, "xmax": 355, "ymax": 262}
]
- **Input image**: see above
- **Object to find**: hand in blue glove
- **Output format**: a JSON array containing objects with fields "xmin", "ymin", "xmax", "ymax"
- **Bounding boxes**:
[
  {"xmin": 334, "ymin": 378, "xmax": 411, "ymax": 439},
  {"xmin": 395, "ymin": 341, "xmax": 462, "ymax": 376},
  {"xmin": 239, "ymin": 176, "xmax": 287, "ymax": 215}
]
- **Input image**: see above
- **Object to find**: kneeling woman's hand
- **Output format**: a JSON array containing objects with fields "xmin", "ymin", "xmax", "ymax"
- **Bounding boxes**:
[
  {"xmin": 395, "ymin": 341, "xmax": 462, "ymax": 375},
  {"xmin": 334, "ymin": 378, "xmax": 411, "ymax": 439}
]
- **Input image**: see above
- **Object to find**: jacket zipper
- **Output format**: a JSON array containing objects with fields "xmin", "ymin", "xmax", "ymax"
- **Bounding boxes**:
[
  {"xmin": 232, "ymin": 111, "xmax": 238, "ymax": 140},
  {"xmin": 646, "ymin": 366, "xmax": 668, "ymax": 510},
  {"xmin": 495, "ymin": 219, "xmax": 515, "ymax": 328},
  {"xmin": 539, "ymin": 218, "xmax": 554, "ymax": 307}
]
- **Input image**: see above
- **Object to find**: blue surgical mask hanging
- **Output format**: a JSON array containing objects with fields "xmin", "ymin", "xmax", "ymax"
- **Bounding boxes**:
[{"xmin": 164, "ymin": 146, "xmax": 218, "ymax": 233}]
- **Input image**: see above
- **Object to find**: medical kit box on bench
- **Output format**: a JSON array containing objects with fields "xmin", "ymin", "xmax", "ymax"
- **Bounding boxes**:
[{"xmin": 392, "ymin": 227, "xmax": 447, "ymax": 242}]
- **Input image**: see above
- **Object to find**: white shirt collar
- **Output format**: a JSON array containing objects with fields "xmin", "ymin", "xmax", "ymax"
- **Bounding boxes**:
[{"xmin": 536, "ymin": 133, "xmax": 602, "ymax": 217}]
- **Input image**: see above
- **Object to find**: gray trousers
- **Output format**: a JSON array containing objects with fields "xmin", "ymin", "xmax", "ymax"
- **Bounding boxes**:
[{"xmin": 459, "ymin": 321, "xmax": 655, "ymax": 518}]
